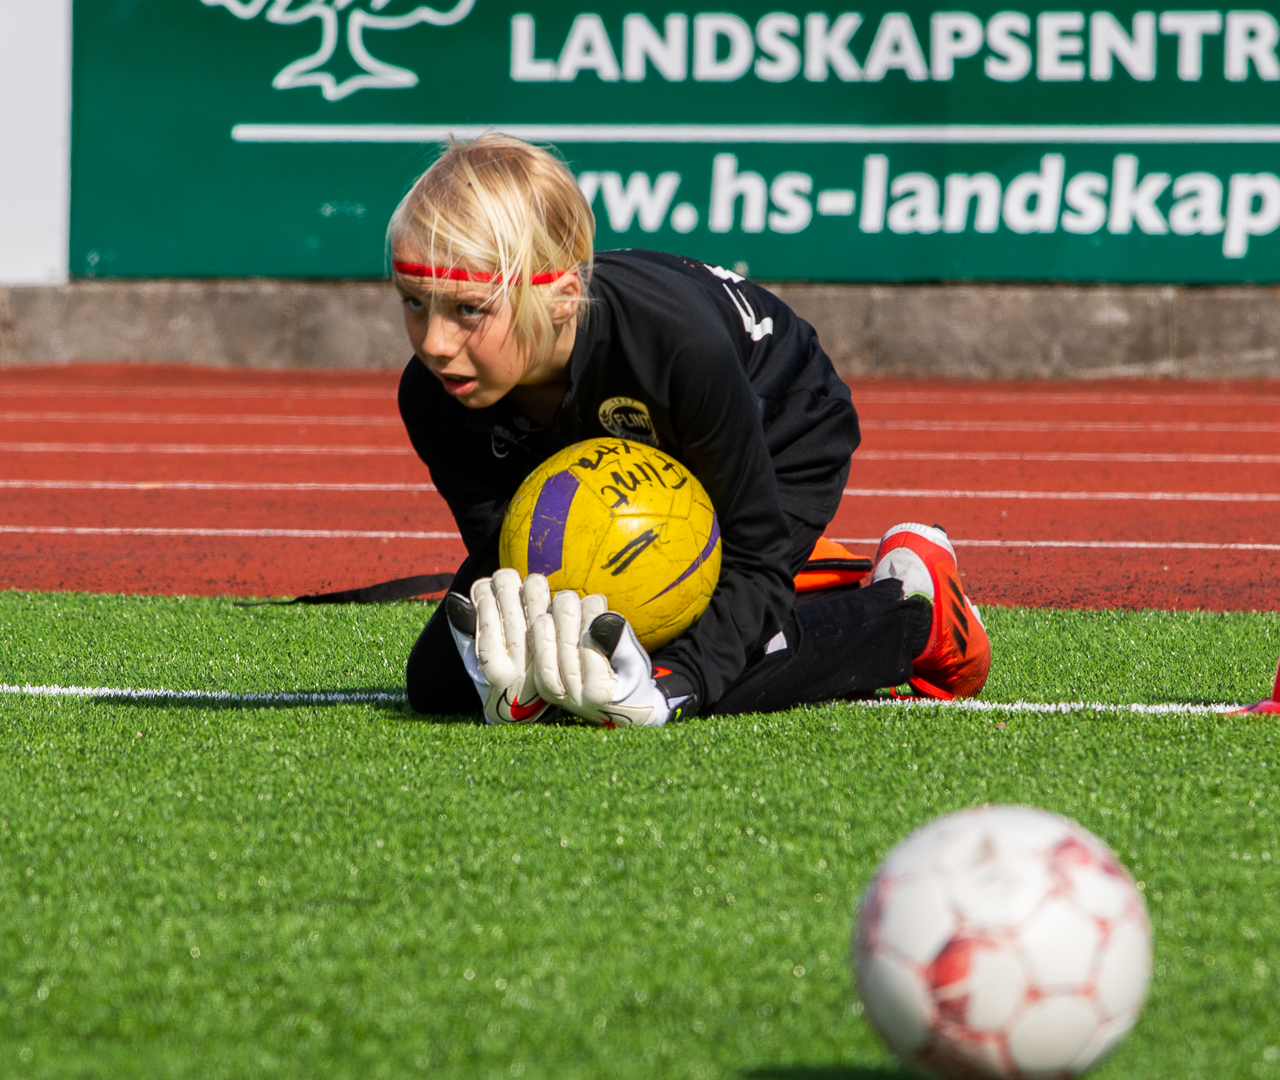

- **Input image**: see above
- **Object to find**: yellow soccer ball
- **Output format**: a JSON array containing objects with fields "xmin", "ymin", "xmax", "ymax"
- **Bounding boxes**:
[{"xmin": 499, "ymin": 438, "xmax": 721, "ymax": 651}]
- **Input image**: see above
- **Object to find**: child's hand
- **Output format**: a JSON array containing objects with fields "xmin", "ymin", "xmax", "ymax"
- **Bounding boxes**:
[
  {"xmin": 445, "ymin": 568, "xmax": 552, "ymax": 724},
  {"xmin": 529, "ymin": 591, "xmax": 672, "ymax": 727}
]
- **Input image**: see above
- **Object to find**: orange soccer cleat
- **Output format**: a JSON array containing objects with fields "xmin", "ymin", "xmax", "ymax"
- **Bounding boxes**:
[{"xmin": 872, "ymin": 523, "xmax": 991, "ymax": 700}]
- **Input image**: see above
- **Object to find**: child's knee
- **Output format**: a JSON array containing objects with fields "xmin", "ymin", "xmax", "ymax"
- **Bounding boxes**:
[
  {"xmin": 404, "ymin": 653, "xmax": 433, "ymax": 714},
  {"xmin": 405, "ymin": 619, "xmax": 482, "ymax": 717}
]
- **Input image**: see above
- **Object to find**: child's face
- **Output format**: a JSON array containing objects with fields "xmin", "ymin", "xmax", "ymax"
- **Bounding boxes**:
[{"xmin": 396, "ymin": 277, "xmax": 528, "ymax": 410}]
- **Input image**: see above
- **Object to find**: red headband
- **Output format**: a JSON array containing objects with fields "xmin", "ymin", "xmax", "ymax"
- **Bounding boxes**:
[{"xmin": 392, "ymin": 261, "xmax": 571, "ymax": 285}]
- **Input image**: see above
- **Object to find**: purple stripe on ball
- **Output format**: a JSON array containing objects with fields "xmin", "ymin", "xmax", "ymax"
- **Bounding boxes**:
[
  {"xmin": 527, "ymin": 470, "xmax": 580, "ymax": 577},
  {"xmin": 643, "ymin": 515, "xmax": 720, "ymax": 604}
]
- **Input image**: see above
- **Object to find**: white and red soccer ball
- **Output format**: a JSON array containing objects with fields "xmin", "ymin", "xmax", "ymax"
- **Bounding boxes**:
[{"xmin": 854, "ymin": 805, "xmax": 1152, "ymax": 1079}]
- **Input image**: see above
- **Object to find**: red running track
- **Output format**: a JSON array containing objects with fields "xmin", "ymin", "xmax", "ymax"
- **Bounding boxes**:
[{"xmin": 3, "ymin": 363, "xmax": 1278, "ymax": 611}]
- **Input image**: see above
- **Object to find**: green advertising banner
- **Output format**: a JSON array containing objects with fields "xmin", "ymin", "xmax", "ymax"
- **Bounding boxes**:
[{"xmin": 72, "ymin": 0, "xmax": 1280, "ymax": 280}]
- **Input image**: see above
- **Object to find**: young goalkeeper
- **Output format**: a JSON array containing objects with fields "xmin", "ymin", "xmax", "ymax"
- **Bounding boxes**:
[{"xmin": 393, "ymin": 134, "xmax": 990, "ymax": 725}]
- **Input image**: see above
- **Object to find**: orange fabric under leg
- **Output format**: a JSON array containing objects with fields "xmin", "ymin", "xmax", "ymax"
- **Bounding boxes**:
[{"xmin": 793, "ymin": 536, "xmax": 872, "ymax": 592}]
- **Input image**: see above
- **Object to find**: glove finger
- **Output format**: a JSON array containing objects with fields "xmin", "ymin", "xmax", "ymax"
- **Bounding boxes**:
[
  {"xmin": 491, "ymin": 568, "xmax": 527, "ymax": 666},
  {"xmin": 473, "ymin": 581, "xmax": 516, "ymax": 687},
  {"xmin": 518, "ymin": 575, "xmax": 553, "ymax": 703},
  {"xmin": 530, "ymin": 612, "xmax": 566, "ymax": 701},
  {"xmin": 580, "ymin": 636, "xmax": 616, "ymax": 710},
  {"xmin": 551, "ymin": 591, "xmax": 584, "ymax": 705},
  {"xmin": 580, "ymin": 593, "xmax": 609, "ymax": 631},
  {"xmin": 578, "ymin": 596, "xmax": 615, "ymax": 709},
  {"xmin": 469, "ymin": 576, "xmax": 494, "ymax": 609},
  {"xmin": 522, "ymin": 573, "xmax": 551, "ymax": 625}
]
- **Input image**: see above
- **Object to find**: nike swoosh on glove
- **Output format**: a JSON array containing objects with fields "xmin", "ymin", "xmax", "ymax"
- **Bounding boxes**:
[
  {"xmin": 445, "ymin": 568, "xmax": 552, "ymax": 724},
  {"xmin": 529, "ymin": 589, "xmax": 675, "ymax": 727}
]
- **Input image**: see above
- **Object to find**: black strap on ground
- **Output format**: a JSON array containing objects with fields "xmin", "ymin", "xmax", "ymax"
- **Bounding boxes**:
[
  {"xmin": 236, "ymin": 560, "xmax": 870, "ymax": 608},
  {"xmin": 234, "ymin": 572, "xmax": 455, "ymax": 607},
  {"xmin": 801, "ymin": 557, "xmax": 874, "ymax": 573}
]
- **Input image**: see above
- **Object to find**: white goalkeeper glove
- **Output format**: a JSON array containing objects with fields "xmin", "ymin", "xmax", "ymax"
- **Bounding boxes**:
[
  {"xmin": 529, "ymin": 589, "xmax": 677, "ymax": 728},
  {"xmin": 444, "ymin": 568, "xmax": 553, "ymax": 725}
]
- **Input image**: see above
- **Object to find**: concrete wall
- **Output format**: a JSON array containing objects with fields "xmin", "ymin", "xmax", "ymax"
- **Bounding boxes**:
[
  {"xmin": 770, "ymin": 282, "xmax": 1280, "ymax": 379},
  {"xmin": 3, "ymin": 279, "xmax": 1280, "ymax": 378},
  {"xmin": 0, "ymin": 0, "xmax": 72, "ymax": 285}
]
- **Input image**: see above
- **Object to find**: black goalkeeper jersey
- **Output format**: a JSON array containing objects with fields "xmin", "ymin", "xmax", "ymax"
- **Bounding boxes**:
[{"xmin": 398, "ymin": 248, "xmax": 860, "ymax": 708}]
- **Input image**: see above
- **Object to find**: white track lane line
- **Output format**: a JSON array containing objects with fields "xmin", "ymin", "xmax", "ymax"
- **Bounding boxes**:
[
  {"xmin": 5, "ymin": 387, "xmax": 1273, "ymax": 408},
  {"xmin": 864, "ymin": 419, "xmax": 1280, "ymax": 433},
  {"xmin": 1, "ymin": 411, "xmax": 400, "ymax": 427},
  {"xmin": 1, "ymin": 684, "xmax": 405, "ymax": 705},
  {"xmin": 833, "ymin": 537, "xmax": 1280, "ymax": 551},
  {"xmin": 4, "ymin": 445, "xmax": 1276, "ymax": 464},
  {"xmin": 856, "ymin": 450, "xmax": 1280, "ymax": 464},
  {"xmin": 0, "ymin": 386, "xmax": 394, "ymax": 401},
  {"xmin": 9, "ymin": 527, "xmax": 1273, "ymax": 550},
  {"xmin": 0, "ymin": 526, "xmax": 460, "ymax": 540},
  {"xmin": 843, "ymin": 487, "xmax": 1280, "ymax": 502},
  {"xmin": 14, "ymin": 480, "xmax": 1270, "ymax": 501},
  {"xmin": 1, "ymin": 479, "xmax": 437, "ymax": 492},
  {"xmin": 0, "ymin": 682, "xmax": 1245, "ymax": 713},
  {"xmin": 0, "ymin": 443, "xmax": 414, "ymax": 455},
  {"xmin": 854, "ymin": 390, "xmax": 1280, "ymax": 408}
]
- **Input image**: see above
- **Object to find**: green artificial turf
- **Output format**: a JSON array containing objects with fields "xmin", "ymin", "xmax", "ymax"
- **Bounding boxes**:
[{"xmin": 1, "ymin": 591, "xmax": 1278, "ymax": 1080}]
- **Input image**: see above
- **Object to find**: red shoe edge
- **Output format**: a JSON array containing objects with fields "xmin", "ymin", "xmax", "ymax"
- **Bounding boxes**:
[
  {"xmin": 1236, "ymin": 699, "xmax": 1280, "ymax": 714},
  {"xmin": 1233, "ymin": 651, "xmax": 1280, "ymax": 714}
]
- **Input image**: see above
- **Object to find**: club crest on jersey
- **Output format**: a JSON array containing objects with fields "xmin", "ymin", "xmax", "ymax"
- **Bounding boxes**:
[{"xmin": 597, "ymin": 397, "xmax": 658, "ymax": 446}]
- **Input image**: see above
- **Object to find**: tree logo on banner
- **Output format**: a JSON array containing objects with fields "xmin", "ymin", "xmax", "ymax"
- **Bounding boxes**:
[{"xmin": 201, "ymin": 0, "xmax": 477, "ymax": 101}]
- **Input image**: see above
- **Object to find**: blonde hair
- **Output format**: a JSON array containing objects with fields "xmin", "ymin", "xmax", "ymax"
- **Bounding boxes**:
[{"xmin": 389, "ymin": 134, "xmax": 595, "ymax": 364}]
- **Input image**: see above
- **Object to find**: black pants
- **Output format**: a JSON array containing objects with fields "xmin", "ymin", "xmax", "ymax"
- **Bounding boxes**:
[{"xmin": 405, "ymin": 556, "xmax": 930, "ymax": 718}]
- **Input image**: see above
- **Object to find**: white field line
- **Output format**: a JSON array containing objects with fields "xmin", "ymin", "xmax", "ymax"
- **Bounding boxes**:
[
  {"xmin": 0, "ymin": 386, "xmax": 394, "ymax": 401},
  {"xmin": 854, "ymin": 697, "xmax": 1245, "ymax": 715},
  {"xmin": 0, "ymin": 682, "xmax": 1244, "ymax": 714},
  {"xmin": 863, "ymin": 419, "xmax": 1280, "ymax": 433},
  {"xmin": 833, "ymin": 537, "xmax": 1280, "ymax": 551},
  {"xmin": 855, "ymin": 450, "xmax": 1280, "ymax": 465},
  {"xmin": 1, "ymin": 411, "xmax": 399, "ymax": 427},
  {"xmin": 854, "ymin": 390, "xmax": 1280, "ymax": 408},
  {"xmin": 843, "ymin": 487, "xmax": 1280, "ymax": 502},
  {"xmin": 231, "ymin": 122, "xmax": 1280, "ymax": 145},
  {"xmin": 0, "ymin": 526, "xmax": 460, "ymax": 540},
  {"xmin": 0, "ymin": 443, "xmax": 414, "ymax": 456},
  {"xmin": 0, "ymin": 479, "xmax": 437, "ymax": 492},
  {"xmin": 1, "ymin": 684, "xmax": 405, "ymax": 705}
]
